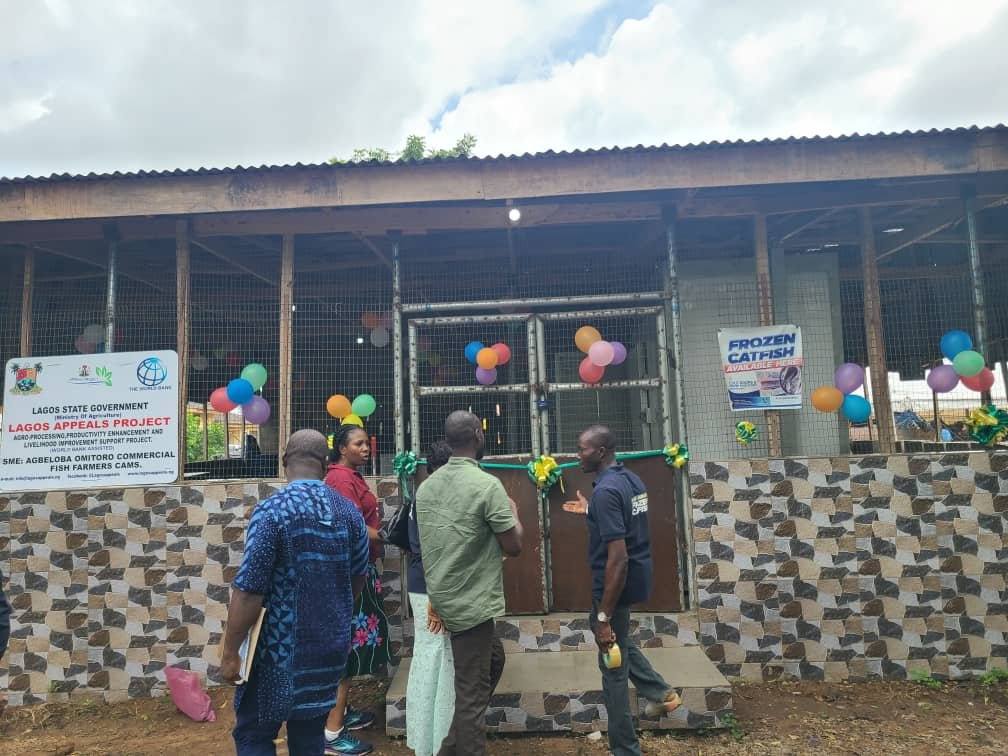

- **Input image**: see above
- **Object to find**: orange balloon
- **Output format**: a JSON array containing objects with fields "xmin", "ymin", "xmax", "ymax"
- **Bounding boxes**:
[
  {"xmin": 575, "ymin": 326, "xmax": 602, "ymax": 354},
  {"xmin": 476, "ymin": 347, "xmax": 499, "ymax": 370},
  {"xmin": 326, "ymin": 394, "xmax": 352, "ymax": 419},
  {"xmin": 361, "ymin": 312, "xmax": 380, "ymax": 329},
  {"xmin": 811, "ymin": 386, "xmax": 844, "ymax": 413}
]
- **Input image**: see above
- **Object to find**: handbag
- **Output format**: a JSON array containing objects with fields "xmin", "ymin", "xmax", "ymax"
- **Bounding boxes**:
[{"xmin": 380, "ymin": 493, "xmax": 413, "ymax": 550}]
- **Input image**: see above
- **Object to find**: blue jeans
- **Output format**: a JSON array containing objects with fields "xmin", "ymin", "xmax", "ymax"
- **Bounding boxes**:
[
  {"xmin": 591, "ymin": 603, "xmax": 671, "ymax": 756},
  {"xmin": 233, "ymin": 676, "xmax": 327, "ymax": 756}
]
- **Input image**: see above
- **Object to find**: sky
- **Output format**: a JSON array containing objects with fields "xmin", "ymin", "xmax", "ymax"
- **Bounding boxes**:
[{"xmin": 2, "ymin": 0, "xmax": 1007, "ymax": 178}]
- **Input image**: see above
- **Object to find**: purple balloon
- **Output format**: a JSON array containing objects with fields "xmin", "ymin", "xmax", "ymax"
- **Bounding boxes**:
[
  {"xmin": 610, "ymin": 341, "xmax": 628, "ymax": 366},
  {"xmin": 242, "ymin": 395, "xmax": 271, "ymax": 425},
  {"xmin": 834, "ymin": 363, "xmax": 865, "ymax": 394},
  {"xmin": 927, "ymin": 364, "xmax": 959, "ymax": 394},
  {"xmin": 476, "ymin": 367, "xmax": 497, "ymax": 385}
]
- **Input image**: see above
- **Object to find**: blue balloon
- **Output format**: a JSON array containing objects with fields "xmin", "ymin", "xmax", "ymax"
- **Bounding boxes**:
[
  {"xmin": 841, "ymin": 394, "xmax": 872, "ymax": 424},
  {"xmin": 464, "ymin": 341, "xmax": 485, "ymax": 365},
  {"xmin": 940, "ymin": 330, "xmax": 973, "ymax": 361},
  {"xmin": 226, "ymin": 377, "xmax": 254, "ymax": 405}
]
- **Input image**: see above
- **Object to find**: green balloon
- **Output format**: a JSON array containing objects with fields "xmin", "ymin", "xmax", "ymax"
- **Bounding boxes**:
[
  {"xmin": 241, "ymin": 363, "xmax": 268, "ymax": 391},
  {"xmin": 952, "ymin": 350, "xmax": 985, "ymax": 378},
  {"xmin": 351, "ymin": 393, "xmax": 377, "ymax": 417}
]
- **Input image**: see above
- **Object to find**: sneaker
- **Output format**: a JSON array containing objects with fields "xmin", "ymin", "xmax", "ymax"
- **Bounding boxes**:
[
  {"xmin": 324, "ymin": 729, "xmax": 374, "ymax": 755},
  {"xmin": 643, "ymin": 691, "xmax": 682, "ymax": 718},
  {"xmin": 343, "ymin": 707, "xmax": 375, "ymax": 731}
]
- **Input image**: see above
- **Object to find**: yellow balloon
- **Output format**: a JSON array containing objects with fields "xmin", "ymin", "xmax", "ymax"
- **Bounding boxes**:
[
  {"xmin": 575, "ymin": 325, "xmax": 602, "ymax": 354},
  {"xmin": 476, "ymin": 347, "xmax": 499, "ymax": 370},
  {"xmin": 342, "ymin": 414, "xmax": 364, "ymax": 427}
]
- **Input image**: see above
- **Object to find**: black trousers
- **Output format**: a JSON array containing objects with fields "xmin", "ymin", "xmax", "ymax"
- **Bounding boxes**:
[{"xmin": 437, "ymin": 619, "xmax": 506, "ymax": 756}]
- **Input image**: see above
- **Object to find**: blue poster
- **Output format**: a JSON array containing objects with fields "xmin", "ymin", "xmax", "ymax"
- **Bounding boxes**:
[{"xmin": 717, "ymin": 325, "xmax": 803, "ymax": 411}]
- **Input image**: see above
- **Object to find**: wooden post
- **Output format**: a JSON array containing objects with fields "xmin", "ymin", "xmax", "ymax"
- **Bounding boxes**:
[
  {"xmin": 860, "ymin": 207, "xmax": 897, "ymax": 453},
  {"xmin": 278, "ymin": 234, "xmax": 295, "ymax": 478},
  {"xmin": 20, "ymin": 247, "xmax": 34, "ymax": 357},
  {"xmin": 754, "ymin": 213, "xmax": 783, "ymax": 456},
  {"xmin": 176, "ymin": 220, "xmax": 191, "ymax": 481}
]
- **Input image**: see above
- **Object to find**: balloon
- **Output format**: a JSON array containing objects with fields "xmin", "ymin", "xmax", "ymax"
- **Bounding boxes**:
[
  {"xmin": 465, "ymin": 341, "xmax": 485, "ymax": 365},
  {"xmin": 927, "ymin": 364, "xmax": 960, "ymax": 393},
  {"xmin": 491, "ymin": 343, "xmax": 511, "ymax": 366},
  {"xmin": 361, "ymin": 312, "xmax": 381, "ymax": 329},
  {"xmin": 351, "ymin": 393, "xmax": 377, "ymax": 417},
  {"xmin": 240, "ymin": 363, "xmax": 268, "ymax": 391},
  {"xmin": 83, "ymin": 323, "xmax": 105, "ymax": 343},
  {"xmin": 811, "ymin": 386, "xmax": 844, "ymax": 413},
  {"xmin": 952, "ymin": 350, "xmax": 984, "ymax": 377},
  {"xmin": 940, "ymin": 330, "xmax": 973, "ymax": 361},
  {"xmin": 326, "ymin": 394, "xmax": 352, "ymax": 419},
  {"xmin": 610, "ymin": 341, "xmax": 627, "ymax": 366},
  {"xmin": 213, "ymin": 347, "xmax": 227, "ymax": 361},
  {"xmin": 210, "ymin": 387, "xmax": 237, "ymax": 413},
  {"xmin": 370, "ymin": 327, "xmax": 390, "ymax": 348},
  {"xmin": 841, "ymin": 394, "xmax": 872, "ymax": 423},
  {"xmin": 74, "ymin": 335, "xmax": 96, "ymax": 354},
  {"xmin": 342, "ymin": 414, "xmax": 364, "ymax": 427},
  {"xmin": 588, "ymin": 340, "xmax": 615, "ymax": 367},
  {"xmin": 476, "ymin": 367, "xmax": 497, "ymax": 385},
  {"xmin": 192, "ymin": 352, "xmax": 208, "ymax": 371},
  {"xmin": 834, "ymin": 363, "xmax": 865, "ymax": 394},
  {"xmin": 476, "ymin": 347, "xmax": 499, "ymax": 370},
  {"xmin": 226, "ymin": 378, "xmax": 254, "ymax": 405},
  {"xmin": 575, "ymin": 326, "xmax": 602, "ymax": 354},
  {"xmin": 961, "ymin": 367, "xmax": 995, "ymax": 392},
  {"xmin": 242, "ymin": 396, "xmax": 271, "ymax": 425},
  {"xmin": 579, "ymin": 357, "xmax": 605, "ymax": 384}
]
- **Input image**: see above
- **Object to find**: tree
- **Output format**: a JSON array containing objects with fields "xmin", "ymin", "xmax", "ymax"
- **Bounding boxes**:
[
  {"xmin": 331, "ymin": 133, "xmax": 477, "ymax": 164},
  {"xmin": 185, "ymin": 413, "xmax": 228, "ymax": 463}
]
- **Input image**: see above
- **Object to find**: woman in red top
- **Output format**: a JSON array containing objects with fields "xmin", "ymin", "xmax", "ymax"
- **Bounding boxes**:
[{"xmin": 323, "ymin": 424, "xmax": 390, "ymax": 755}]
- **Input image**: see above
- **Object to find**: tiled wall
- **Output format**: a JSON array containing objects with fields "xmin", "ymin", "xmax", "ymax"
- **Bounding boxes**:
[
  {"xmin": 690, "ymin": 452, "xmax": 1008, "ymax": 681},
  {"xmin": 0, "ymin": 479, "xmax": 407, "ymax": 707}
]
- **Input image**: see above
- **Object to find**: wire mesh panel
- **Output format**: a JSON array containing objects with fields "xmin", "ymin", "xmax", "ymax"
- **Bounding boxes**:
[
  {"xmin": 0, "ymin": 252, "xmax": 24, "ymax": 445},
  {"xmin": 539, "ymin": 311, "xmax": 665, "ymax": 454},
  {"xmin": 292, "ymin": 251, "xmax": 394, "ymax": 473}
]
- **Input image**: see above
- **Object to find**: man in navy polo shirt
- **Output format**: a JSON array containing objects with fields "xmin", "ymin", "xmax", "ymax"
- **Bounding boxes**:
[{"xmin": 564, "ymin": 425, "xmax": 680, "ymax": 756}]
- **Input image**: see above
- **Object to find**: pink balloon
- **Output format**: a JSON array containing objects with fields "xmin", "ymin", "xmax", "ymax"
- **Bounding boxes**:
[
  {"xmin": 926, "ymin": 364, "xmax": 959, "ymax": 393},
  {"xmin": 579, "ymin": 357, "xmax": 605, "ymax": 384},
  {"xmin": 242, "ymin": 395, "xmax": 271, "ymax": 424},
  {"xmin": 476, "ymin": 367, "xmax": 497, "ymax": 385},
  {"xmin": 588, "ymin": 340, "xmax": 615, "ymax": 367},
  {"xmin": 610, "ymin": 341, "xmax": 627, "ymax": 366},
  {"xmin": 209, "ymin": 387, "xmax": 237, "ymax": 414},
  {"xmin": 75, "ymin": 335, "xmax": 96, "ymax": 354},
  {"xmin": 961, "ymin": 367, "xmax": 995, "ymax": 392}
]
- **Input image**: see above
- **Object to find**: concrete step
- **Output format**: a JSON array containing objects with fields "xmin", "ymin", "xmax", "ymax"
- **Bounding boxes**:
[
  {"xmin": 386, "ymin": 646, "xmax": 732, "ymax": 735},
  {"xmin": 493, "ymin": 612, "xmax": 700, "ymax": 655}
]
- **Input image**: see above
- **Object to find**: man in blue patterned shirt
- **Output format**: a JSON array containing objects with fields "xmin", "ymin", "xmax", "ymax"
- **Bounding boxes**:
[{"xmin": 222, "ymin": 429, "xmax": 371, "ymax": 755}]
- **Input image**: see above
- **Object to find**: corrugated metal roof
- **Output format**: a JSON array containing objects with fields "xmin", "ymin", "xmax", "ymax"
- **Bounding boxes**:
[{"xmin": 3, "ymin": 125, "xmax": 1005, "ymax": 185}]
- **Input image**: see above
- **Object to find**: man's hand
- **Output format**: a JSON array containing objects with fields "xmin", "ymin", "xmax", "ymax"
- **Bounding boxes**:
[
  {"xmin": 595, "ymin": 621, "xmax": 615, "ymax": 652},
  {"xmin": 220, "ymin": 649, "xmax": 243, "ymax": 685},
  {"xmin": 427, "ymin": 602, "xmax": 446, "ymax": 634},
  {"xmin": 563, "ymin": 490, "xmax": 588, "ymax": 515}
]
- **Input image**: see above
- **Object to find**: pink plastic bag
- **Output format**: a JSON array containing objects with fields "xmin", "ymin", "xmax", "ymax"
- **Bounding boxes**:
[{"xmin": 165, "ymin": 666, "xmax": 217, "ymax": 722}]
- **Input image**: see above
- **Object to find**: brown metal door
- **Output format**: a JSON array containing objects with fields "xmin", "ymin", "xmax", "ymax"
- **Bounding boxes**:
[
  {"xmin": 414, "ymin": 459, "xmax": 547, "ymax": 614},
  {"xmin": 546, "ymin": 455, "xmax": 681, "ymax": 612}
]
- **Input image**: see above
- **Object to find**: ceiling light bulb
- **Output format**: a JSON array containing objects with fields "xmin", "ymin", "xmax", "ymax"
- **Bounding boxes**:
[
  {"xmin": 508, "ymin": 207, "xmax": 521, "ymax": 223},
  {"xmin": 882, "ymin": 227, "xmax": 904, "ymax": 234}
]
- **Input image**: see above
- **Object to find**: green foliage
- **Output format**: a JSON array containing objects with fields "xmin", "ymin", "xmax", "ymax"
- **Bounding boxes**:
[
  {"xmin": 722, "ymin": 712, "xmax": 745, "ymax": 741},
  {"xmin": 96, "ymin": 366, "xmax": 112, "ymax": 386},
  {"xmin": 185, "ymin": 413, "xmax": 227, "ymax": 463},
  {"xmin": 331, "ymin": 133, "xmax": 477, "ymax": 164},
  {"xmin": 910, "ymin": 669, "xmax": 944, "ymax": 690}
]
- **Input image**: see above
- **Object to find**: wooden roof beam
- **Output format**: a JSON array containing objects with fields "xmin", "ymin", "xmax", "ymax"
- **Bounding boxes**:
[
  {"xmin": 190, "ymin": 237, "xmax": 278, "ymax": 287},
  {"xmin": 876, "ymin": 195, "xmax": 1008, "ymax": 262}
]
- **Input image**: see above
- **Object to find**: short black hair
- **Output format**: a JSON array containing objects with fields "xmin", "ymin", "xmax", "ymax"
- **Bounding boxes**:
[
  {"xmin": 581, "ymin": 424, "xmax": 617, "ymax": 453},
  {"xmin": 426, "ymin": 439, "xmax": 452, "ymax": 473},
  {"xmin": 329, "ymin": 424, "xmax": 368, "ymax": 463},
  {"xmin": 444, "ymin": 410, "xmax": 481, "ymax": 450}
]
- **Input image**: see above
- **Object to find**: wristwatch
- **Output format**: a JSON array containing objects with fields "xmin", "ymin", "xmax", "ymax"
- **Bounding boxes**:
[{"xmin": 596, "ymin": 611, "xmax": 608, "ymax": 623}]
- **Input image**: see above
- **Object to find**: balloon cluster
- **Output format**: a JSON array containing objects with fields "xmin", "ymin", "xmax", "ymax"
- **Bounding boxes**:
[
  {"xmin": 464, "ymin": 341, "xmax": 511, "ymax": 385},
  {"xmin": 811, "ymin": 363, "xmax": 872, "ymax": 423},
  {"xmin": 209, "ymin": 363, "xmax": 271, "ymax": 424},
  {"xmin": 326, "ymin": 393, "xmax": 377, "ymax": 427},
  {"xmin": 574, "ymin": 326, "xmax": 627, "ymax": 384},
  {"xmin": 928, "ymin": 330, "xmax": 993, "ymax": 394},
  {"xmin": 75, "ymin": 323, "xmax": 108, "ymax": 354},
  {"xmin": 361, "ymin": 312, "xmax": 392, "ymax": 348}
]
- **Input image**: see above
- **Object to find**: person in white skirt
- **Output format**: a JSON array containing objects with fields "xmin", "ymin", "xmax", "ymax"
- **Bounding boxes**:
[{"xmin": 406, "ymin": 440, "xmax": 455, "ymax": 755}]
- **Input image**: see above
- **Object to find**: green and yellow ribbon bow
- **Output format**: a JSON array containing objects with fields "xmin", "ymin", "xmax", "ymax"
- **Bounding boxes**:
[
  {"xmin": 735, "ymin": 421, "xmax": 758, "ymax": 445},
  {"xmin": 964, "ymin": 405, "xmax": 1008, "ymax": 447},
  {"xmin": 663, "ymin": 443, "xmax": 690, "ymax": 469},
  {"xmin": 393, "ymin": 450, "xmax": 420, "ymax": 495},
  {"xmin": 527, "ymin": 454, "xmax": 565, "ymax": 495}
]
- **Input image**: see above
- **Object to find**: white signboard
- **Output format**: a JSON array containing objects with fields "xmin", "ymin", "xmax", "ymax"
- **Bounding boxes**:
[
  {"xmin": 1, "ymin": 350, "xmax": 179, "ymax": 491},
  {"xmin": 717, "ymin": 326, "xmax": 803, "ymax": 411}
]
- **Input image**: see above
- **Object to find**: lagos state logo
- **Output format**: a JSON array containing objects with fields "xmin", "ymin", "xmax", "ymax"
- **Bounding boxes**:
[{"xmin": 9, "ymin": 362, "xmax": 44, "ymax": 395}]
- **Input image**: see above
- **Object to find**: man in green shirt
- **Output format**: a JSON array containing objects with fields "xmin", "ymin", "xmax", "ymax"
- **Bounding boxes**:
[{"xmin": 416, "ymin": 410, "xmax": 523, "ymax": 756}]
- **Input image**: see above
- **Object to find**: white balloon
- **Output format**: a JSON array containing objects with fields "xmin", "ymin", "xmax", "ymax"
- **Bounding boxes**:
[
  {"xmin": 192, "ymin": 352, "xmax": 209, "ymax": 371},
  {"xmin": 370, "ymin": 327, "xmax": 390, "ymax": 348},
  {"xmin": 83, "ymin": 323, "xmax": 105, "ymax": 342}
]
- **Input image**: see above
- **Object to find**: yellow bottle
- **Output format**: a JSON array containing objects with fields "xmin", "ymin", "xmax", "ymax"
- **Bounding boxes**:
[{"xmin": 603, "ymin": 643, "xmax": 622, "ymax": 669}]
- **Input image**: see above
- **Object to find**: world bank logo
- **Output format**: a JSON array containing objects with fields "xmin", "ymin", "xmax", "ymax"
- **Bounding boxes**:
[{"xmin": 136, "ymin": 357, "xmax": 168, "ymax": 387}]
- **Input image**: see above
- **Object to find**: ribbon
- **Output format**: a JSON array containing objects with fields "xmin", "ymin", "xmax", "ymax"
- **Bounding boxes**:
[
  {"xmin": 964, "ymin": 405, "xmax": 1008, "ymax": 447},
  {"xmin": 393, "ymin": 451, "xmax": 420, "ymax": 496},
  {"xmin": 663, "ymin": 443, "xmax": 689, "ymax": 469},
  {"xmin": 735, "ymin": 421, "xmax": 758, "ymax": 445},
  {"xmin": 527, "ymin": 454, "xmax": 565, "ymax": 495}
]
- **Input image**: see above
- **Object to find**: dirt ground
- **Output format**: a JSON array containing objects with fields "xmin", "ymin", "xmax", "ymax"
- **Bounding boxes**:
[{"xmin": 1, "ymin": 676, "xmax": 1006, "ymax": 755}]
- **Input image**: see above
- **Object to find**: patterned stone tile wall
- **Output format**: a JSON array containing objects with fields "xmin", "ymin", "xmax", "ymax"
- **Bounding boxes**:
[
  {"xmin": 0, "ymin": 478, "xmax": 406, "ymax": 707},
  {"xmin": 690, "ymin": 451, "xmax": 1008, "ymax": 681}
]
